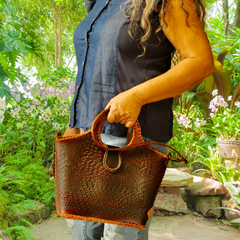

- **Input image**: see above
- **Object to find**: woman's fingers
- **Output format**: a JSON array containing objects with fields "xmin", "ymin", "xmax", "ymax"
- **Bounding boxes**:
[{"xmin": 105, "ymin": 89, "xmax": 143, "ymax": 127}]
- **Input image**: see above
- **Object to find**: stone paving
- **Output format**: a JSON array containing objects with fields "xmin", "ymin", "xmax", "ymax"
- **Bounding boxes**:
[{"xmin": 29, "ymin": 211, "xmax": 240, "ymax": 240}]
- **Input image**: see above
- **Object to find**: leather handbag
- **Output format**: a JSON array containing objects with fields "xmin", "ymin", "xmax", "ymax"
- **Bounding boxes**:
[{"xmin": 54, "ymin": 109, "xmax": 187, "ymax": 229}]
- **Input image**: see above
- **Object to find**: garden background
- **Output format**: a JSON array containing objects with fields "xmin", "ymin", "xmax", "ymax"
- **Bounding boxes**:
[{"xmin": 0, "ymin": 0, "xmax": 240, "ymax": 239}]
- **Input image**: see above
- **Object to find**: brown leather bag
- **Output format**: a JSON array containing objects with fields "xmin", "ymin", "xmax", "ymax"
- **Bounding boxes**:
[{"xmin": 54, "ymin": 109, "xmax": 187, "ymax": 229}]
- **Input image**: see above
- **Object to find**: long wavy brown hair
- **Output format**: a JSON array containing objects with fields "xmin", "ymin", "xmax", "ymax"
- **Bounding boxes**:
[{"xmin": 123, "ymin": 0, "xmax": 206, "ymax": 56}]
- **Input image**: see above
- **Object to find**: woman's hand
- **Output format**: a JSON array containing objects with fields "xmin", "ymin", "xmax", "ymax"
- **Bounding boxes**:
[{"xmin": 105, "ymin": 88, "xmax": 143, "ymax": 128}]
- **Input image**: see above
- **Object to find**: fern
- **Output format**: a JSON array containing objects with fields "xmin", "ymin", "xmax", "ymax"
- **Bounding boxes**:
[
  {"xmin": 20, "ymin": 217, "xmax": 37, "ymax": 229},
  {"xmin": 6, "ymin": 225, "xmax": 35, "ymax": 240}
]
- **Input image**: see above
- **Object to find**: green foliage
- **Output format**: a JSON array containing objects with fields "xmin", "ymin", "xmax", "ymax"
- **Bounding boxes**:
[
  {"xmin": 168, "ymin": 105, "xmax": 216, "ymax": 164},
  {"xmin": 12, "ymin": 0, "xmax": 87, "ymax": 74},
  {"xmin": 0, "ymin": 193, "xmax": 8, "ymax": 229},
  {"xmin": 6, "ymin": 225, "xmax": 35, "ymax": 240},
  {"xmin": 0, "ymin": 0, "xmax": 37, "ymax": 100},
  {"xmin": 1, "ymin": 150, "xmax": 55, "ymax": 205},
  {"xmin": 193, "ymin": 146, "xmax": 240, "ymax": 183}
]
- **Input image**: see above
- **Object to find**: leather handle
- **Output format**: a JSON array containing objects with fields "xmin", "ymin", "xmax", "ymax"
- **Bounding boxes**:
[
  {"xmin": 91, "ymin": 109, "xmax": 144, "ymax": 149},
  {"xmin": 90, "ymin": 110, "xmax": 187, "ymax": 164},
  {"xmin": 143, "ymin": 142, "xmax": 188, "ymax": 164}
]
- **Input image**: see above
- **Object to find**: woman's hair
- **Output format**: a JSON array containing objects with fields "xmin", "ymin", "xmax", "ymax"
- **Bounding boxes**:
[{"xmin": 123, "ymin": 0, "xmax": 206, "ymax": 56}]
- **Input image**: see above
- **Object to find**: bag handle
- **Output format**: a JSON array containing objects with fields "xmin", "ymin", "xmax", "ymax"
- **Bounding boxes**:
[
  {"xmin": 91, "ymin": 109, "xmax": 188, "ymax": 164},
  {"xmin": 91, "ymin": 109, "xmax": 145, "ymax": 148}
]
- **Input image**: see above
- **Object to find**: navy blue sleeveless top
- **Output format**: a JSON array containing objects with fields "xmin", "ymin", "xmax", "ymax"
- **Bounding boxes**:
[{"xmin": 70, "ymin": 0, "xmax": 175, "ymax": 142}]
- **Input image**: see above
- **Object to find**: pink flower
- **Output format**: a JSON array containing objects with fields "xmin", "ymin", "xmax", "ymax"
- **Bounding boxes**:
[
  {"xmin": 212, "ymin": 90, "xmax": 218, "ymax": 96},
  {"xmin": 195, "ymin": 122, "xmax": 200, "ymax": 128},
  {"xmin": 177, "ymin": 114, "xmax": 191, "ymax": 128},
  {"xmin": 235, "ymin": 101, "xmax": 240, "ymax": 108}
]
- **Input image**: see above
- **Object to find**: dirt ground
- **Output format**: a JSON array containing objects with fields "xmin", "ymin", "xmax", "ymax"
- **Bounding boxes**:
[{"xmin": 29, "ymin": 211, "xmax": 240, "ymax": 240}]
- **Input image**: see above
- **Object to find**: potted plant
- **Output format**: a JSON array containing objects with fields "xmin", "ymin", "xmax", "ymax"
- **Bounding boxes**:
[{"xmin": 209, "ymin": 89, "xmax": 240, "ymax": 169}]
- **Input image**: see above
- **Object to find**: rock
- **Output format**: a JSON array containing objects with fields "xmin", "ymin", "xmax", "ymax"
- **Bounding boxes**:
[
  {"xmin": 192, "ymin": 170, "xmax": 212, "ymax": 179},
  {"xmin": 154, "ymin": 192, "xmax": 188, "ymax": 213},
  {"xmin": 159, "ymin": 187, "xmax": 164, "ymax": 194},
  {"xmin": 11, "ymin": 200, "xmax": 51, "ymax": 226},
  {"xmin": 163, "ymin": 187, "xmax": 181, "ymax": 194},
  {"xmin": 0, "ymin": 230, "xmax": 12, "ymax": 240},
  {"xmin": 160, "ymin": 210, "xmax": 169, "ymax": 216},
  {"xmin": 195, "ymin": 196, "xmax": 222, "ymax": 218},
  {"xmin": 177, "ymin": 168, "xmax": 191, "ymax": 173},
  {"xmin": 161, "ymin": 168, "xmax": 194, "ymax": 187},
  {"xmin": 180, "ymin": 187, "xmax": 197, "ymax": 209},
  {"xmin": 169, "ymin": 211, "xmax": 177, "ymax": 216},
  {"xmin": 177, "ymin": 213, "xmax": 183, "ymax": 216},
  {"xmin": 156, "ymin": 209, "xmax": 165, "ymax": 216},
  {"xmin": 222, "ymin": 198, "xmax": 240, "ymax": 221},
  {"xmin": 193, "ymin": 212, "xmax": 199, "ymax": 216},
  {"xmin": 185, "ymin": 176, "xmax": 228, "ymax": 196},
  {"xmin": 153, "ymin": 209, "xmax": 157, "ymax": 215}
]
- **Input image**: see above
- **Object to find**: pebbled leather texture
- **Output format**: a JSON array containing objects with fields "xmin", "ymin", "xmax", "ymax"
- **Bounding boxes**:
[{"xmin": 55, "ymin": 110, "xmax": 186, "ymax": 229}]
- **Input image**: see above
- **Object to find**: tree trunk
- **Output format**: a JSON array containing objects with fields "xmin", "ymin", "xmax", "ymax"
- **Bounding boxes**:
[
  {"xmin": 222, "ymin": 0, "xmax": 229, "ymax": 36},
  {"xmin": 234, "ymin": 0, "xmax": 240, "ymax": 28},
  {"xmin": 53, "ymin": 2, "xmax": 58, "ymax": 66},
  {"xmin": 58, "ymin": 3, "xmax": 62, "ymax": 67}
]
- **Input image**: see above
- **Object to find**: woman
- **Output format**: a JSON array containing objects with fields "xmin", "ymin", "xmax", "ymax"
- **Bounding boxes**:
[{"xmin": 64, "ymin": 0, "xmax": 214, "ymax": 239}]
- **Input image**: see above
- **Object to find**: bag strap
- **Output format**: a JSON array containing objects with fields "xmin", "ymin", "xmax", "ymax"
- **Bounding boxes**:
[
  {"xmin": 91, "ymin": 109, "xmax": 145, "ymax": 148},
  {"xmin": 143, "ymin": 142, "xmax": 188, "ymax": 164}
]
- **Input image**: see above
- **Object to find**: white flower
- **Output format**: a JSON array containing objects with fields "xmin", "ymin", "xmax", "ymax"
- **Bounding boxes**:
[
  {"xmin": 212, "ymin": 90, "xmax": 218, "ymax": 96},
  {"xmin": 223, "ymin": 102, "xmax": 228, "ymax": 108},
  {"xmin": 195, "ymin": 122, "xmax": 201, "ymax": 128},
  {"xmin": 210, "ymin": 113, "xmax": 214, "ymax": 118},
  {"xmin": 177, "ymin": 114, "xmax": 191, "ymax": 128},
  {"xmin": 235, "ymin": 101, "xmax": 240, "ymax": 108},
  {"xmin": 228, "ymin": 95, "xmax": 232, "ymax": 101},
  {"xmin": 222, "ymin": 117, "xmax": 226, "ymax": 122}
]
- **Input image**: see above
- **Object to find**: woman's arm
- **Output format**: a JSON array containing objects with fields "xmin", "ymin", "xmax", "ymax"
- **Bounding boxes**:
[{"xmin": 106, "ymin": 0, "xmax": 214, "ymax": 128}]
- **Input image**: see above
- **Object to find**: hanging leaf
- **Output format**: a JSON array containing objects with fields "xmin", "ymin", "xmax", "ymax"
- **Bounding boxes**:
[
  {"xmin": 217, "ymin": 49, "xmax": 228, "ymax": 65},
  {"xmin": 203, "ymin": 75, "xmax": 216, "ymax": 93},
  {"xmin": 212, "ymin": 59, "xmax": 232, "ymax": 100},
  {"xmin": 230, "ymin": 81, "xmax": 240, "ymax": 109},
  {"xmin": 195, "ymin": 92, "xmax": 213, "ymax": 117}
]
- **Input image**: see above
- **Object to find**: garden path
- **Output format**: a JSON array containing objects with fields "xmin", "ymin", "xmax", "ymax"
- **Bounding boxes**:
[{"xmin": 29, "ymin": 210, "xmax": 240, "ymax": 240}]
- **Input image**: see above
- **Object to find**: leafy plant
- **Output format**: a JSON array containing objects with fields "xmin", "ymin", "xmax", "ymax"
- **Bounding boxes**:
[
  {"xmin": 206, "ymin": 90, "xmax": 240, "ymax": 140},
  {"xmin": 0, "ymin": 165, "xmax": 36, "ymax": 239},
  {"xmin": 193, "ymin": 145, "xmax": 240, "ymax": 182},
  {"xmin": 174, "ymin": 50, "xmax": 232, "ymax": 118},
  {"xmin": 6, "ymin": 225, "xmax": 35, "ymax": 240},
  {"xmin": 168, "ymin": 105, "xmax": 215, "ymax": 163},
  {"xmin": 0, "ymin": 0, "xmax": 37, "ymax": 101}
]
